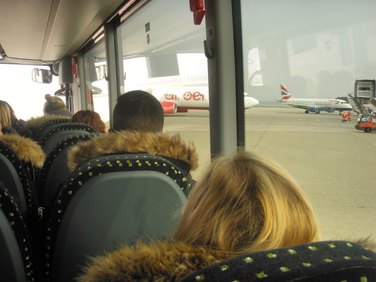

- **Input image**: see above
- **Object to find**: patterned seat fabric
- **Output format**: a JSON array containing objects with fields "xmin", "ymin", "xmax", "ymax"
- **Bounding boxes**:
[
  {"xmin": 37, "ymin": 133, "xmax": 99, "ymax": 210},
  {"xmin": 44, "ymin": 153, "xmax": 191, "ymax": 280},
  {"xmin": 1, "ymin": 125, "xmax": 20, "ymax": 135},
  {"xmin": 12, "ymin": 122, "xmax": 24, "ymax": 135},
  {"xmin": 32, "ymin": 118, "xmax": 70, "ymax": 141},
  {"xmin": 37, "ymin": 123, "xmax": 97, "ymax": 149},
  {"xmin": 181, "ymin": 241, "xmax": 376, "ymax": 282},
  {"xmin": 0, "ymin": 182, "xmax": 34, "ymax": 282},
  {"xmin": 0, "ymin": 140, "xmax": 38, "ymax": 219}
]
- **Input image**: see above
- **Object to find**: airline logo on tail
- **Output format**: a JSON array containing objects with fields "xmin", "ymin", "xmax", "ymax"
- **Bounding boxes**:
[{"xmin": 280, "ymin": 83, "xmax": 291, "ymax": 100}]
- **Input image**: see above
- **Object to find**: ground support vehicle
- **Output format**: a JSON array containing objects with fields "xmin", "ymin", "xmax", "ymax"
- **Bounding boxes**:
[{"xmin": 355, "ymin": 114, "xmax": 376, "ymax": 133}]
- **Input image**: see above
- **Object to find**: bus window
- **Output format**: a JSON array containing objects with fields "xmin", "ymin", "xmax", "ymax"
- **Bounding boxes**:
[
  {"xmin": 83, "ymin": 39, "xmax": 109, "ymax": 125},
  {"xmin": 240, "ymin": 0, "xmax": 376, "ymax": 241},
  {"xmin": 116, "ymin": 0, "xmax": 208, "ymax": 174},
  {"xmin": 0, "ymin": 64, "xmax": 60, "ymax": 120}
]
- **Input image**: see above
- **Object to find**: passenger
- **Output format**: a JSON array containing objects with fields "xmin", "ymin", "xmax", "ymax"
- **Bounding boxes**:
[
  {"xmin": 43, "ymin": 94, "xmax": 73, "ymax": 118},
  {"xmin": 0, "ymin": 127, "xmax": 45, "ymax": 170},
  {"xmin": 76, "ymin": 150, "xmax": 321, "ymax": 282},
  {"xmin": 70, "ymin": 110, "xmax": 106, "ymax": 133},
  {"xmin": 23, "ymin": 94, "xmax": 73, "ymax": 138},
  {"xmin": 1, "ymin": 100, "xmax": 27, "ymax": 135},
  {"xmin": 67, "ymin": 90, "xmax": 198, "ymax": 185},
  {"xmin": 0, "ymin": 100, "xmax": 12, "ymax": 128}
]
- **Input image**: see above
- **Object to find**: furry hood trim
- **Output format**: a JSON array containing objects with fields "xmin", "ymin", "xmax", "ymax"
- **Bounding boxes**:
[
  {"xmin": 76, "ymin": 240, "xmax": 233, "ymax": 282},
  {"xmin": 23, "ymin": 114, "xmax": 70, "ymax": 134},
  {"xmin": 67, "ymin": 131, "xmax": 198, "ymax": 172},
  {"xmin": 0, "ymin": 134, "xmax": 45, "ymax": 168}
]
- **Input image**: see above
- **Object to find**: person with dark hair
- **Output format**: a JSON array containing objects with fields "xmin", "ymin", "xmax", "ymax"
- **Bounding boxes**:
[
  {"xmin": 111, "ymin": 90, "xmax": 164, "ymax": 133},
  {"xmin": 67, "ymin": 90, "xmax": 198, "ymax": 185},
  {"xmin": 70, "ymin": 110, "xmax": 106, "ymax": 133}
]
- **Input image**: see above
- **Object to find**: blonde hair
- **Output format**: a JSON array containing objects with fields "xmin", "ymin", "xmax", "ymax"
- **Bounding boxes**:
[
  {"xmin": 43, "ymin": 94, "xmax": 66, "ymax": 114},
  {"xmin": 0, "ymin": 101, "xmax": 12, "ymax": 127},
  {"xmin": 173, "ymin": 150, "xmax": 320, "ymax": 254}
]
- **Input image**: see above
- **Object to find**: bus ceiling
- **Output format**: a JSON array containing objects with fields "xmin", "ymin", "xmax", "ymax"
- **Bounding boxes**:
[{"xmin": 0, "ymin": 0, "xmax": 126, "ymax": 65}]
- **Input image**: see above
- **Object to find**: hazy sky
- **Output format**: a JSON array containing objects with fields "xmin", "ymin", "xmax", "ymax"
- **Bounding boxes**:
[{"xmin": 0, "ymin": 64, "xmax": 61, "ymax": 120}]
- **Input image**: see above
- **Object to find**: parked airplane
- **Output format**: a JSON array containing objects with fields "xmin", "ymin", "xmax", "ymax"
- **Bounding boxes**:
[
  {"xmin": 277, "ymin": 83, "xmax": 353, "ymax": 114},
  {"xmin": 159, "ymin": 91, "xmax": 259, "ymax": 113}
]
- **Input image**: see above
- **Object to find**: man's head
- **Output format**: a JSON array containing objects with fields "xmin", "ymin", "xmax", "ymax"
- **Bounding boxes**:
[{"xmin": 112, "ymin": 90, "xmax": 164, "ymax": 133}]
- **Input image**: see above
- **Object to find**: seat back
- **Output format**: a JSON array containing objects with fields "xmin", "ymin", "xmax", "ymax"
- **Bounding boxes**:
[
  {"xmin": 1, "ymin": 125, "xmax": 20, "ymax": 135},
  {"xmin": 45, "ymin": 154, "xmax": 190, "ymax": 282},
  {"xmin": 181, "ymin": 241, "xmax": 376, "ymax": 282},
  {"xmin": 32, "ymin": 118, "xmax": 70, "ymax": 141},
  {"xmin": 0, "ymin": 182, "xmax": 34, "ymax": 282},
  {"xmin": 38, "ymin": 133, "xmax": 99, "ymax": 210},
  {"xmin": 0, "ymin": 141, "xmax": 35, "ymax": 218},
  {"xmin": 38, "ymin": 123, "xmax": 97, "ymax": 154}
]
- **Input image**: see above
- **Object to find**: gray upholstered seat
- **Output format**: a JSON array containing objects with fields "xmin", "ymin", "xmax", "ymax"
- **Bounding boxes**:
[
  {"xmin": 32, "ymin": 118, "xmax": 70, "ymax": 141},
  {"xmin": 37, "ymin": 133, "xmax": 99, "ymax": 210},
  {"xmin": 1, "ymin": 125, "xmax": 20, "ymax": 135},
  {"xmin": 0, "ymin": 182, "xmax": 34, "ymax": 282},
  {"xmin": 45, "ymin": 154, "xmax": 189, "ymax": 282},
  {"xmin": 0, "ymin": 141, "xmax": 37, "ymax": 218},
  {"xmin": 37, "ymin": 123, "xmax": 97, "ymax": 154}
]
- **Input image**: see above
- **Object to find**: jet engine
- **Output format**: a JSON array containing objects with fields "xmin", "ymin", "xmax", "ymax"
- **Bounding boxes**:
[
  {"xmin": 160, "ymin": 102, "xmax": 177, "ymax": 114},
  {"xmin": 309, "ymin": 107, "xmax": 317, "ymax": 112}
]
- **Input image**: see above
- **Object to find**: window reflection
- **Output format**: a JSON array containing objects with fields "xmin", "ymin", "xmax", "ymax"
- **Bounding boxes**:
[{"xmin": 83, "ymin": 40, "xmax": 109, "ymax": 124}]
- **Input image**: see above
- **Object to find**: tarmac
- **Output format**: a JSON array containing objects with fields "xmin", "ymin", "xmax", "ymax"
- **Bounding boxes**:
[{"xmin": 163, "ymin": 106, "xmax": 376, "ymax": 241}]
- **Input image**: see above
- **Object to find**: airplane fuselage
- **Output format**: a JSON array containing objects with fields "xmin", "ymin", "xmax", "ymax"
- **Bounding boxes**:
[
  {"xmin": 160, "ymin": 91, "xmax": 259, "ymax": 113},
  {"xmin": 281, "ymin": 98, "xmax": 353, "ymax": 113}
]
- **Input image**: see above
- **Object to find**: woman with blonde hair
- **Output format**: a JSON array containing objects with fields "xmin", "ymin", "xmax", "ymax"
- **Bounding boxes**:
[
  {"xmin": 43, "ymin": 94, "xmax": 73, "ymax": 117},
  {"xmin": 0, "ymin": 100, "xmax": 12, "ymax": 128},
  {"xmin": 76, "ymin": 150, "xmax": 321, "ymax": 282},
  {"xmin": 173, "ymin": 150, "xmax": 320, "ymax": 253}
]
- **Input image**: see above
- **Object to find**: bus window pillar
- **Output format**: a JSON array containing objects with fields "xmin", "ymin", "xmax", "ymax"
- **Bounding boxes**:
[
  {"xmin": 104, "ymin": 16, "xmax": 122, "ymax": 129},
  {"xmin": 205, "ymin": 0, "xmax": 245, "ymax": 158}
]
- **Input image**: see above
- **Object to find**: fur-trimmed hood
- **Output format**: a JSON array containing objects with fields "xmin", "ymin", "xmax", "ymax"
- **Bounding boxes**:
[
  {"xmin": 23, "ymin": 114, "xmax": 71, "ymax": 135},
  {"xmin": 0, "ymin": 134, "xmax": 45, "ymax": 168},
  {"xmin": 67, "ymin": 131, "xmax": 198, "ymax": 172},
  {"xmin": 76, "ymin": 240, "xmax": 233, "ymax": 282},
  {"xmin": 75, "ymin": 238, "xmax": 376, "ymax": 282}
]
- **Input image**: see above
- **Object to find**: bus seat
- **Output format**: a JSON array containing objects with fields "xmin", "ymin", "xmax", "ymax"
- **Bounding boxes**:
[
  {"xmin": 0, "ymin": 141, "xmax": 36, "ymax": 218},
  {"xmin": 11, "ymin": 122, "xmax": 24, "ymax": 136},
  {"xmin": 45, "ymin": 154, "xmax": 190, "ymax": 282},
  {"xmin": 38, "ymin": 123, "xmax": 97, "ymax": 154},
  {"xmin": 32, "ymin": 118, "xmax": 70, "ymax": 141},
  {"xmin": 1, "ymin": 125, "xmax": 20, "ymax": 135},
  {"xmin": 38, "ymin": 133, "xmax": 99, "ymax": 211},
  {"xmin": 181, "ymin": 241, "xmax": 376, "ymax": 282},
  {"xmin": 0, "ymin": 182, "xmax": 34, "ymax": 282}
]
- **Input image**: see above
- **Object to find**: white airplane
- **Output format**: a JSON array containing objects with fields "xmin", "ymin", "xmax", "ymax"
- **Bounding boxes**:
[
  {"xmin": 159, "ymin": 91, "xmax": 259, "ymax": 113},
  {"xmin": 277, "ymin": 83, "xmax": 353, "ymax": 114}
]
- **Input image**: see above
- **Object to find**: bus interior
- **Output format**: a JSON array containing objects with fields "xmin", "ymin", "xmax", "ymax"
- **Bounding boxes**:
[{"xmin": 1, "ymin": 0, "xmax": 376, "ymax": 281}]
